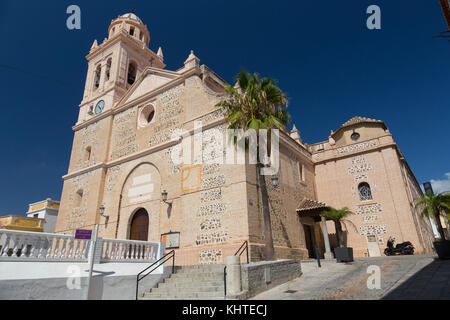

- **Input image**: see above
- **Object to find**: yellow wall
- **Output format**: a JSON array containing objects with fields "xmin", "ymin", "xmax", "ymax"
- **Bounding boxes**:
[{"xmin": 0, "ymin": 215, "xmax": 44, "ymax": 232}]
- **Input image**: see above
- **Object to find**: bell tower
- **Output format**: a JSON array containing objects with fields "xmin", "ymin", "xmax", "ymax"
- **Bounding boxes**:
[{"xmin": 78, "ymin": 13, "xmax": 165, "ymax": 123}]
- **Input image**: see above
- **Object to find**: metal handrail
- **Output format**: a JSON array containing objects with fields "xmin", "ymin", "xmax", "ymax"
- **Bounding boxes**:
[
  {"xmin": 135, "ymin": 250, "xmax": 175, "ymax": 300},
  {"xmin": 224, "ymin": 240, "xmax": 249, "ymax": 297},
  {"xmin": 234, "ymin": 240, "xmax": 249, "ymax": 264}
]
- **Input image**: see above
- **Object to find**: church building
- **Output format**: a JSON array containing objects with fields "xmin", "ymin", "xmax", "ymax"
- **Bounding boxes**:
[{"xmin": 55, "ymin": 13, "xmax": 434, "ymax": 264}]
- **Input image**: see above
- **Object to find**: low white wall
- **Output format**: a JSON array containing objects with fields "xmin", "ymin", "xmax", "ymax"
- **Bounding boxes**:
[{"xmin": 0, "ymin": 261, "xmax": 172, "ymax": 300}]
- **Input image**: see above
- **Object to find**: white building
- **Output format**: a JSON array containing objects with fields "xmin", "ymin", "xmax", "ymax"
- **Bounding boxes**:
[{"xmin": 26, "ymin": 199, "xmax": 60, "ymax": 233}]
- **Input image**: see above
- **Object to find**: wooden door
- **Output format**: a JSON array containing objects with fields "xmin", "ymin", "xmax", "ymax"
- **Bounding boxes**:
[
  {"xmin": 130, "ymin": 208, "xmax": 149, "ymax": 241},
  {"xmin": 129, "ymin": 209, "xmax": 149, "ymax": 259},
  {"xmin": 304, "ymin": 225, "xmax": 316, "ymax": 258}
]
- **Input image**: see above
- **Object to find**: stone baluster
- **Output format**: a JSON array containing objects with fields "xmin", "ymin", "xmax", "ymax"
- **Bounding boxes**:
[
  {"xmin": 46, "ymin": 237, "xmax": 54, "ymax": 259},
  {"xmin": 67, "ymin": 239, "xmax": 74, "ymax": 259},
  {"xmin": 37, "ymin": 236, "xmax": 46, "ymax": 259},
  {"xmin": 132, "ymin": 244, "xmax": 136, "ymax": 260},
  {"xmin": 60, "ymin": 238, "xmax": 68, "ymax": 259},
  {"xmin": 53, "ymin": 237, "xmax": 61, "ymax": 258},
  {"xmin": 29, "ymin": 237, "xmax": 37, "ymax": 258},
  {"xmin": 12, "ymin": 234, "xmax": 20, "ymax": 257},
  {"xmin": 105, "ymin": 241, "xmax": 111, "ymax": 260},
  {"xmin": 113, "ymin": 242, "xmax": 117, "ymax": 260},
  {"xmin": 120, "ymin": 243, "xmax": 125, "ymax": 260},
  {"xmin": 143, "ymin": 245, "xmax": 148, "ymax": 260},
  {"xmin": 81, "ymin": 240, "xmax": 88, "ymax": 259},
  {"xmin": 73, "ymin": 240, "xmax": 80, "ymax": 259},
  {"xmin": 1, "ymin": 234, "xmax": 11, "ymax": 257}
]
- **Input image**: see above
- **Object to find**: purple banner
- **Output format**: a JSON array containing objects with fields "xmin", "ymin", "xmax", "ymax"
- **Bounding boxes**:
[{"xmin": 75, "ymin": 229, "xmax": 92, "ymax": 240}]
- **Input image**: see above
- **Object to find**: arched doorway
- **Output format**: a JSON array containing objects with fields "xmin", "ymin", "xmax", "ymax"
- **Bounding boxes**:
[{"xmin": 129, "ymin": 208, "xmax": 149, "ymax": 241}]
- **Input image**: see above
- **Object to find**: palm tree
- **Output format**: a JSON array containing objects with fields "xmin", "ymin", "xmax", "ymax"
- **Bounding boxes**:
[
  {"xmin": 216, "ymin": 70, "xmax": 289, "ymax": 261},
  {"xmin": 321, "ymin": 207, "xmax": 354, "ymax": 248},
  {"xmin": 415, "ymin": 193, "xmax": 450, "ymax": 241}
]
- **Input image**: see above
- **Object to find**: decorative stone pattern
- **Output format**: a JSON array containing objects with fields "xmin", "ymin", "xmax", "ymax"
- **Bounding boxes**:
[
  {"xmin": 65, "ymin": 171, "xmax": 94, "ymax": 230},
  {"xmin": 75, "ymin": 122, "xmax": 99, "ymax": 170},
  {"xmin": 110, "ymin": 108, "xmax": 138, "ymax": 160},
  {"xmin": 105, "ymin": 165, "xmax": 121, "ymax": 192},
  {"xmin": 202, "ymin": 174, "xmax": 226, "ymax": 190},
  {"xmin": 199, "ymin": 249, "xmax": 222, "ymax": 264},
  {"xmin": 336, "ymin": 139, "xmax": 377, "ymax": 155},
  {"xmin": 149, "ymin": 84, "xmax": 185, "ymax": 147},
  {"xmin": 355, "ymin": 203, "xmax": 382, "ymax": 214},
  {"xmin": 359, "ymin": 224, "xmax": 387, "ymax": 236},
  {"xmin": 195, "ymin": 231, "xmax": 228, "ymax": 246},
  {"xmin": 362, "ymin": 215, "xmax": 379, "ymax": 223},
  {"xmin": 200, "ymin": 188, "xmax": 222, "ymax": 203}
]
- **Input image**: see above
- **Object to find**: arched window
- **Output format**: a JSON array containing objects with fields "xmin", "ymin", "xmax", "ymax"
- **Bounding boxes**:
[
  {"xmin": 74, "ymin": 189, "xmax": 83, "ymax": 208},
  {"xmin": 127, "ymin": 61, "xmax": 137, "ymax": 85},
  {"xmin": 358, "ymin": 182, "xmax": 372, "ymax": 201},
  {"xmin": 129, "ymin": 26, "xmax": 135, "ymax": 36},
  {"xmin": 93, "ymin": 65, "xmax": 101, "ymax": 90},
  {"xmin": 84, "ymin": 146, "xmax": 91, "ymax": 161},
  {"xmin": 105, "ymin": 58, "xmax": 112, "ymax": 81}
]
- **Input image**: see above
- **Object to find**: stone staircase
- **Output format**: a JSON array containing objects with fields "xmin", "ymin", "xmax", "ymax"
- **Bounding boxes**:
[{"xmin": 140, "ymin": 264, "xmax": 226, "ymax": 300}]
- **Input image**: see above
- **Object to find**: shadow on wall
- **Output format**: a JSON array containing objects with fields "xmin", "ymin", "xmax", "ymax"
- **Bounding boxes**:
[
  {"xmin": 329, "ymin": 231, "xmax": 349, "ymax": 249},
  {"xmin": 382, "ymin": 258, "xmax": 450, "ymax": 300}
]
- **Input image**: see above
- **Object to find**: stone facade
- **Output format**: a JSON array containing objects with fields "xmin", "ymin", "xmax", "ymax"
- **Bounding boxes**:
[
  {"xmin": 55, "ymin": 13, "xmax": 434, "ymax": 264},
  {"xmin": 312, "ymin": 118, "xmax": 435, "ymax": 256}
]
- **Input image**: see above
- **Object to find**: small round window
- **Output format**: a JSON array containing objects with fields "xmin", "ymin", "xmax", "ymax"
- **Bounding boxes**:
[
  {"xmin": 138, "ymin": 104, "xmax": 155, "ymax": 127},
  {"xmin": 351, "ymin": 132, "xmax": 360, "ymax": 141}
]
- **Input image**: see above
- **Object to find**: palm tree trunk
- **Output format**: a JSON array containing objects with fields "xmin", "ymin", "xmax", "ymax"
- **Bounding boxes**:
[
  {"xmin": 257, "ymin": 162, "xmax": 275, "ymax": 261},
  {"xmin": 434, "ymin": 206, "xmax": 447, "ymax": 240},
  {"xmin": 335, "ymin": 220, "xmax": 343, "ymax": 248}
]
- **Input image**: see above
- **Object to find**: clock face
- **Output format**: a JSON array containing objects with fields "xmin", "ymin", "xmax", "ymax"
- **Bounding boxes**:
[{"xmin": 94, "ymin": 100, "xmax": 105, "ymax": 115}]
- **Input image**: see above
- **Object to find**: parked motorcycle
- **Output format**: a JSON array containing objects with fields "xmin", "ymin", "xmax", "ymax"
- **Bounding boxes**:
[{"xmin": 384, "ymin": 237, "xmax": 414, "ymax": 256}]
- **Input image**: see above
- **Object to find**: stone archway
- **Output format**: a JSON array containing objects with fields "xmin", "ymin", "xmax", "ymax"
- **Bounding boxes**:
[{"xmin": 129, "ymin": 208, "xmax": 149, "ymax": 241}]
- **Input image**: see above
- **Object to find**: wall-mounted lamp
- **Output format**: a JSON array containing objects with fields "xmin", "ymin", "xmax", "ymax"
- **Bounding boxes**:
[
  {"xmin": 99, "ymin": 205, "xmax": 105, "ymax": 216},
  {"xmin": 162, "ymin": 190, "xmax": 173, "ymax": 206},
  {"xmin": 99, "ymin": 204, "xmax": 109, "ymax": 224},
  {"xmin": 271, "ymin": 175, "xmax": 279, "ymax": 187}
]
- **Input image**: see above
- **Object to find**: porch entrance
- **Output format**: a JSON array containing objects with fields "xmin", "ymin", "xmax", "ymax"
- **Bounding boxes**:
[{"xmin": 304, "ymin": 224, "xmax": 316, "ymax": 258}]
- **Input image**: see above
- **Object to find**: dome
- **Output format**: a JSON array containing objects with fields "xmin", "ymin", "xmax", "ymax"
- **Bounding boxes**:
[{"xmin": 121, "ymin": 13, "xmax": 140, "ymax": 21}]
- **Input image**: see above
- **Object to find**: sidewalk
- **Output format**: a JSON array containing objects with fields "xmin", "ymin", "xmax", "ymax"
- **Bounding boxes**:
[{"xmin": 251, "ymin": 255, "xmax": 450, "ymax": 300}]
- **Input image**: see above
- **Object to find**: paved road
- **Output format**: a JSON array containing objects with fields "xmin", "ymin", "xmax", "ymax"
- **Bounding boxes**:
[{"xmin": 251, "ymin": 255, "xmax": 450, "ymax": 300}]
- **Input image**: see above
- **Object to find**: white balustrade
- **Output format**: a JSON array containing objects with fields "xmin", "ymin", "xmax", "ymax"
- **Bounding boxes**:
[
  {"xmin": 99, "ymin": 238, "xmax": 163, "ymax": 263},
  {"xmin": 0, "ymin": 229, "xmax": 164, "ymax": 264}
]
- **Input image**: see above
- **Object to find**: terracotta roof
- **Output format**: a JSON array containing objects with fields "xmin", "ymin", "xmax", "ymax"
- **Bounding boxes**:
[
  {"xmin": 329, "ymin": 116, "xmax": 386, "ymax": 138},
  {"xmin": 296, "ymin": 198, "xmax": 328, "ymax": 212},
  {"xmin": 340, "ymin": 116, "xmax": 383, "ymax": 128}
]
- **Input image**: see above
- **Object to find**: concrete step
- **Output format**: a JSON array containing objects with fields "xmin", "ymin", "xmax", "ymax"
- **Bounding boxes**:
[
  {"xmin": 142, "ymin": 291, "xmax": 225, "ymax": 299},
  {"xmin": 140, "ymin": 295, "xmax": 225, "ymax": 300},
  {"xmin": 161, "ymin": 278, "xmax": 223, "ymax": 286},
  {"xmin": 169, "ymin": 273, "xmax": 223, "ymax": 280},
  {"xmin": 173, "ymin": 270, "xmax": 224, "ymax": 277},
  {"xmin": 153, "ymin": 285, "xmax": 224, "ymax": 293},
  {"xmin": 177, "ymin": 264, "xmax": 225, "ymax": 271},
  {"xmin": 158, "ymin": 281, "xmax": 224, "ymax": 289}
]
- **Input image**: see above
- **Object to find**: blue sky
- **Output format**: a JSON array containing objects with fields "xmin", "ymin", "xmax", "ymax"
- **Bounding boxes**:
[{"xmin": 0, "ymin": 0, "xmax": 449, "ymax": 215}]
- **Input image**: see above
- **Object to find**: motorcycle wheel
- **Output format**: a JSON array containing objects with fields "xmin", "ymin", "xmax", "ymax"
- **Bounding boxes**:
[{"xmin": 384, "ymin": 249, "xmax": 391, "ymax": 256}]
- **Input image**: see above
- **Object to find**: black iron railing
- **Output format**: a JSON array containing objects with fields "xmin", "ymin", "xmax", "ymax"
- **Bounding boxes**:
[
  {"xmin": 136, "ymin": 250, "xmax": 175, "ymax": 300},
  {"xmin": 224, "ymin": 240, "xmax": 249, "ymax": 297}
]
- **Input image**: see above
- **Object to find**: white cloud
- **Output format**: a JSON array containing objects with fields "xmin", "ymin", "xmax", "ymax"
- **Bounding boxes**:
[{"xmin": 430, "ymin": 172, "xmax": 450, "ymax": 194}]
